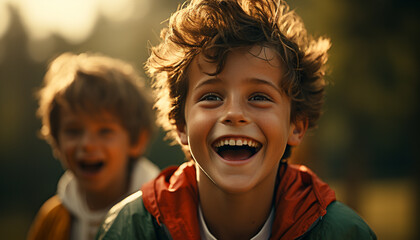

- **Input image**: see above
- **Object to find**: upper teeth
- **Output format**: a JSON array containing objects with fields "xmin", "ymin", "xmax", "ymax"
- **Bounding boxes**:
[{"xmin": 214, "ymin": 138, "xmax": 260, "ymax": 148}]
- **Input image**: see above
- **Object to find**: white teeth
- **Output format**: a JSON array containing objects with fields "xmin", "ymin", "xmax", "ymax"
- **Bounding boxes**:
[{"xmin": 214, "ymin": 138, "xmax": 260, "ymax": 148}]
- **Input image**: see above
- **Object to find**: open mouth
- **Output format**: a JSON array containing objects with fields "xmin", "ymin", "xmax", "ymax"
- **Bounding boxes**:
[
  {"xmin": 79, "ymin": 161, "xmax": 104, "ymax": 174},
  {"xmin": 213, "ymin": 138, "xmax": 262, "ymax": 161}
]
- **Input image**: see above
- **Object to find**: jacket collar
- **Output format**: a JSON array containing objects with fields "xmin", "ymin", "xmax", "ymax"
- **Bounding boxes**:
[
  {"xmin": 141, "ymin": 161, "xmax": 336, "ymax": 240},
  {"xmin": 271, "ymin": 164, "xmax": 336, "ymax": 239}
]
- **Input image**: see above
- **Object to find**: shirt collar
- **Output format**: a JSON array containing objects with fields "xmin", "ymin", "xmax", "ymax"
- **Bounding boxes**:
[{"xmin": 198, "ymin": 205, "xmax": 275, "ymax": 240}]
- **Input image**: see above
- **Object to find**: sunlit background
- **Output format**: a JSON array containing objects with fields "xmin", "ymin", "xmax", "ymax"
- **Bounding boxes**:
[{"xmin": 0, "ymin": 0, "xmax": 418, "ymax": 239}]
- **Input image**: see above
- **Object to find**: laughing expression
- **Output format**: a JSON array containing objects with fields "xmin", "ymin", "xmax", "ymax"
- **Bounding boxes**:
[
  {"xmin": 178, "ymin": 46, "xmax": 305, "ymax": 194},
  {"xmin": 57, "ymin": 108, "xmax": 137, "ymax": 194}
]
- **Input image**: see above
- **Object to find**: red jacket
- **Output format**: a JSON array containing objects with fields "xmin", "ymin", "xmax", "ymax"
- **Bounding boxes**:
[{"xmin": 141, "ymin": 161, "xmax": 336, "ymax": 240}]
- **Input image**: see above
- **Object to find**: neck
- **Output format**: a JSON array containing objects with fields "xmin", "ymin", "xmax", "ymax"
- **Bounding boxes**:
[{"xmin": 198, "ymin": 169, "xmax": 277, "ymax": 240}]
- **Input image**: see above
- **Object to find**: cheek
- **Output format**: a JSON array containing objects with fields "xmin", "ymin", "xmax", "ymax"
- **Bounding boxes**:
[
  {"xmin": 109, "ymin": 138, "xmax": 131, "ymax": 159},
  {"xmin": 186, "ymin": 109, "xmax": 217, "ymax": 137},
  {"xmin": 57, "ymin": 139, "xmax": 75, "ymax": 156},
  {"xmin": 185, "ymin": 109, "xmax": 218, "ymax": 156},
  {"xmin": 260, "ymin": 112, "xmax": 290, "ymax": 138}
]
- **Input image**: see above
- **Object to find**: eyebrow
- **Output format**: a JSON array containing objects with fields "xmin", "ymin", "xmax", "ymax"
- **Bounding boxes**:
[
  {"xmin": 193, "ymin": 77, "xmax": 223, "ymax": 91},
  {"xmin": 246, "ymin": 78, "xmax": 281, "ymax": 92},
  {"xmin": 193, "ymin": 77, "xmax": 282, "ymax": 93}
]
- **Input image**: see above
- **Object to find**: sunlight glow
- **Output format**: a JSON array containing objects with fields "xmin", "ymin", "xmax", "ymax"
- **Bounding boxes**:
[
  {"xmin": 99, "ymin": 0, "xmax": 140, "ymax": 22},
  {"xmin": 15, "ymin": 0, "xmax": 97, "ymax": 43},
  {"xmin": 7, "ymin": 0, "xmax": 148, "ymax": 44},
  {"xmin": 0, "ymin": 0, "xmax": 11, "ymax": 39}
]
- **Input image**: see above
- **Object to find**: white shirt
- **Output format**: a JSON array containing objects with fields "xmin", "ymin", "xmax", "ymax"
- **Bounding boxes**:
[
  {"xmin": 198, "ymin": 205, "xmax": 275, "ymax": 240},
  {"xmin": 57, "ymin": 157, "xmax": 160, "ymax": 240}
]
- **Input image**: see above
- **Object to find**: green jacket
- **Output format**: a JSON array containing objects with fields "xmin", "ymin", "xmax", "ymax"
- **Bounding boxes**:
[{"xmin": 97, "ymin": 163, "xmax": 376, "ymax": 240}]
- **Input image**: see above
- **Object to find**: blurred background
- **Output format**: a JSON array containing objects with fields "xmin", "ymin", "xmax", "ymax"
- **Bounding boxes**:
[{"xmin": 0, "ymin": 0, "xmax": 418, "ymax": 239}]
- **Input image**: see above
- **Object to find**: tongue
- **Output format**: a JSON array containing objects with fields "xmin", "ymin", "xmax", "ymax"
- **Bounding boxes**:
[{"xmin": 220, "ymin": 149, "xmax": 252, "ymax": 161}]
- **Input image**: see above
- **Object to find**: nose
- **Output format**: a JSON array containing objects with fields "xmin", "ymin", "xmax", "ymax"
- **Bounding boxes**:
[
  {"xmin": 220, "ymin": 97, "xmax": 250, "ymax": 126},
  {"xmin": 79, "ymin": 131, "xmax": 98, "ymax": 151}
]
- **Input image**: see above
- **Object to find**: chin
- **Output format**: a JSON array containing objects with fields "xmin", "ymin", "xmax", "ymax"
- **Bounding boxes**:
[{"xmin": 215, "ymin": 176, "xmax": 258, "ymax": 194}]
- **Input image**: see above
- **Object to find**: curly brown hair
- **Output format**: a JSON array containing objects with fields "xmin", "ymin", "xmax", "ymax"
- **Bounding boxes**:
[
  {"xmin": 37, "ymin": 52, "xmax": 155, "ymax": 154},
  {"xmin": 146, "ymin": 0, "xmax": 330, "ymax": 148}
]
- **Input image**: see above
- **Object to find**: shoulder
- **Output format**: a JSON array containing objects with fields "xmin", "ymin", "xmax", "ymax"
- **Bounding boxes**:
[
  {"xmin": 96, "ymin": 191, "xmax": 168, "ymax": 240},
  {"xmin": 38, "ymin": 195, "xmax": 67, "ymax": 215},
  {"xmin": 27, "ymin": 195, "xmax": 71, "ymax": 240},
  {"xmin": 31, "ymin": 195, "xmax": 70, "ymax": 224},
  {"xmin": 303, "ymin": 201, "xmax": 377, "ymax": 240}
]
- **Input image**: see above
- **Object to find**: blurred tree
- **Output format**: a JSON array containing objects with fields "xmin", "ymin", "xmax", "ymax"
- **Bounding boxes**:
[{"xmin": 291, "ymin": 1, "xmax": 419, "ymax": 238}]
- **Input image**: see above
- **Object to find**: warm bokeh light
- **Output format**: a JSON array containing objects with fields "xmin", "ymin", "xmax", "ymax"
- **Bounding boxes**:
[
  {"xmin": 16, "ymin": 0, "xmax": 97, "ymax": 43},
  {"xmin": 2, "ymin": 0, "xmax": 149, "ymax": 43},
  {"xmin": 0, "ymin": 0, "xmax": 11, "ymax": 39}
]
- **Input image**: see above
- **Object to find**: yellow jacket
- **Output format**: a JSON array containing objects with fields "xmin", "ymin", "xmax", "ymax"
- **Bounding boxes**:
[{"xmin": 27, "ymin": 195, "xmax": 71, "ymax": 240}]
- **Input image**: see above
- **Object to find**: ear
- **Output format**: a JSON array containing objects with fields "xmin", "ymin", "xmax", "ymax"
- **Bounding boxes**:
[
  {"xmin": 129, "ymin": 130, "xmax": 150, "ymax": 157},
  {"xmin": 287, "ymin": 119, "xmax": 308, "ymax": 146},
  {"xmin": 176, "ymin": 123, "xmax": 189, "ymax": 146}
]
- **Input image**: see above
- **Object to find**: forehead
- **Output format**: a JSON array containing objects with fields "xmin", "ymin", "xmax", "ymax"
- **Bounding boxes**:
[
  {"xmin": 188, "ymin": 45, "xmax": 284, "ymax": 86},
  {"xmin": 59, "ymin": 105, "xmax": 120, "ymax": 125}
]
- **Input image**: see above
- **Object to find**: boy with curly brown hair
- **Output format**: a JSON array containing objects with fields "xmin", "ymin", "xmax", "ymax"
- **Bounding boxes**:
[
  {"xmin": 27, "ymin": 52, "xmax": 160, "ymax": 240},
  {"xmin": 96, "ymin": 0, "xmax": 376, "ymax": 239}
]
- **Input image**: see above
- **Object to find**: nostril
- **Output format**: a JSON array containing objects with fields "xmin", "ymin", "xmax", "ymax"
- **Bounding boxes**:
[
  {"xmin": 221, "ymin": 116, "xmax": 249, "ymax": 125},
  {"xmin": 221, "ymin": 107, "xmax": 249, "ymax": 125}
]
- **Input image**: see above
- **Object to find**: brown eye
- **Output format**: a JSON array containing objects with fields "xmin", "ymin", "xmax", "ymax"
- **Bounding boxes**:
[
  {"xmin": 99, "ymin": 127, "xmax": 113, "ymax": 136},
  {"xmin": 62, "ymin": 128, "xmax": 83, "ymax": 138},
  {"xmin": 200, "ymin": 93, "xmax": 223, "ymax": 102},
  {"xmin": 249, "ymin": 94, "xmax": 271, "ymax": 102}
]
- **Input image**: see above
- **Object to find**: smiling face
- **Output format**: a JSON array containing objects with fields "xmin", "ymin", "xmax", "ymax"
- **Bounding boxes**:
[
  {"xmin": 57, "ymin": 107, "xmax": 143, "ymax": 194},
  {"xmin": 177, "ymin": 46, "xmax": 307, "ymax": 194}
]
